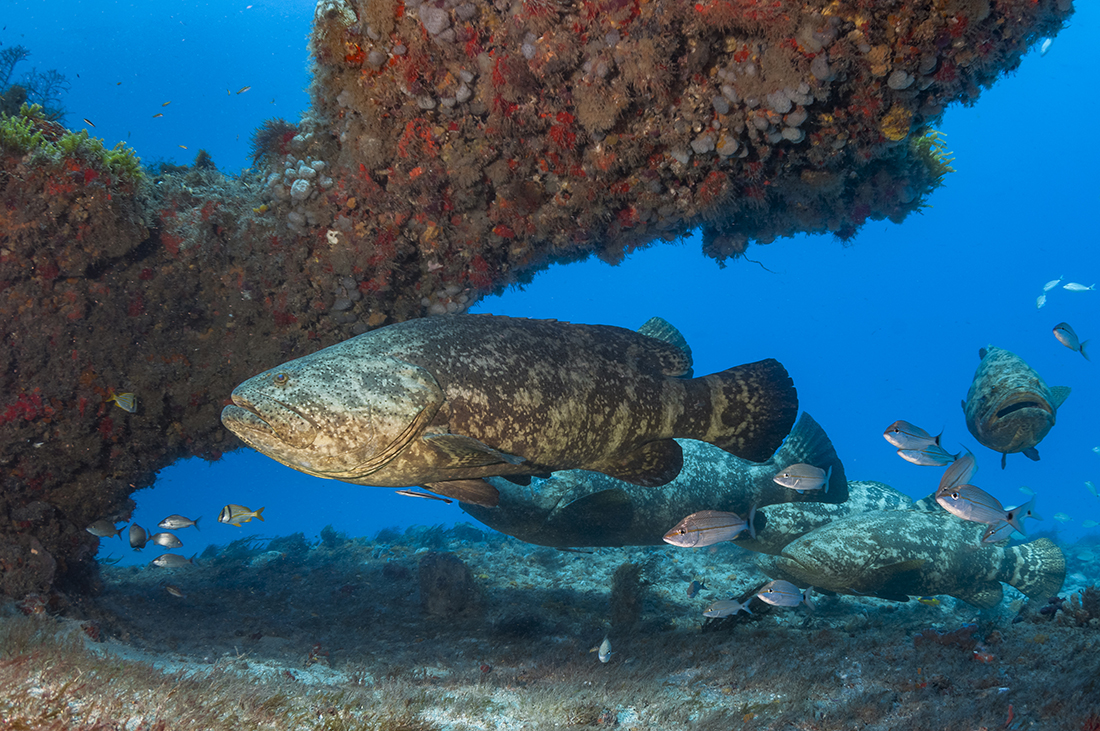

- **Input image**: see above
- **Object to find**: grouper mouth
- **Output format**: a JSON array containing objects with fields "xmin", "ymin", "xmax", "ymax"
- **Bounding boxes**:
[
  {"xmin": 991, "ymin": 393, "xmax": 1052, "ymax": 421},
  {"xmin": 222, "ymin": 394, "xmax": 319, "ymax": 451}
]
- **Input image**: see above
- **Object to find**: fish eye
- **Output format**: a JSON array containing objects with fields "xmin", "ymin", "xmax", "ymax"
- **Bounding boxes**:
[{"xmin": 272, "ymin": 372, "xmax": 290, "ymax": 387}]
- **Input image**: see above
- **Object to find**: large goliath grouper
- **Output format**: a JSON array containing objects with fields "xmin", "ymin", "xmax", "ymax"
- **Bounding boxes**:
[
  {"xmin": 755, "ymin": 509, "xmax": 1065, "ymax": 609},
  {"xmin": 961, "ymin": 346, "xmax": 1070, "ymax": 468},
  {"xmin": 462, "ymin": 412, "xmax": 847, "ymax": 548},
  {"xmin": 220, "ymin": 315, "xmax": 798, "ymax": 507}
]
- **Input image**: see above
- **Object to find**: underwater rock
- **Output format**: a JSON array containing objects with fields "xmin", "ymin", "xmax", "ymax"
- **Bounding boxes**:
[{"xmin": 418, "ymin": 551, "xmax": 479, "ymax": 618}]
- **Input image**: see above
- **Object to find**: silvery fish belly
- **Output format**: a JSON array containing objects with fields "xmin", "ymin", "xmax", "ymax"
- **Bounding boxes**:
[
  {"xmin": 755, "ymin": 509, "xmax": 1065, "ymax": 609},
  {"xmin": 463, "ymin": 412, "xmax": 847, "ymax": 548},
  {"xmin": 220, "ymin": 314, "xmax": 798, "ymax": 505},
  {"xmin": 961, "ymin": 346, "xmax": 1070, "ymax": 465}
]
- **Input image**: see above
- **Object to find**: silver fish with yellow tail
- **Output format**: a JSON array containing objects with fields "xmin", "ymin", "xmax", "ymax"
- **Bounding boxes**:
[
  {"xmin": 961, "ymin": 346, "xmax": 1070, "ymax": 469},
  {"xmin": 221, "ymin": 315, "xmax": 798, "ymax": 507}
]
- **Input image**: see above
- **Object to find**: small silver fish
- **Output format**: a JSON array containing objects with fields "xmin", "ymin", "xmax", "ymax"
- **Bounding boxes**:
[
  {"xmin": 1053, "ymin": 513, "xmax": 1072, "ymax": 523},
  {"xmin": 883, "ymin": 420, "xmax": 941, "ymax": 450},
  {"xmin": 1019, "ymin": 485, "xmax": 1036, "ymax": 497},
  {"xmin": 756, "ymin": 580, "xmax": 814, "ymax": 609},
  {"xmin": 1086, "ymin": 481, "xmax": 1098, "ymax": 499},
  {"xmin": 158, "ymin": 514, "xmax": 201, "ymax": 531},
  {"xmin": 128, "ymin": 523, "xmax": 148, "ymax": 550},
  {"xmin": 86, "ymin": 520, "xmax": 124, "ymax": 539},
  {"xmin": 898, "ymin": 444, "xmax": 959, "ymax": 466},
  {"xmin": 1093, "ymin": 446, "xmax": 1099, "ymax": 454},
  {"xmin": 981, "ymin": 520, "xmax": 1015, "ymax": 544},
  {"xmin": 1036, "ymin": 294, "xmax": 1047, "ymax": 310},
  {"xmin": 219, "ymin": 504, "xmax": 265, "ymax": 526},
  {"xmin": 938, "ymin": 449, "xmax": 977, "ymax": 493},
  {"xmin": 597, "ymin": 637, "xmax": 612, "ymax": 663},
  {"xmin": 773, "ymin": 464, "xmax": 831, "ymax": 493},
  {"xmin": 106, "ymin": 392, "xmax": 137, "ymax": 413},
  {"xmin": 936, "ymin": 485, "xmax": 1031, "ymax": 535},
  {"xmin": 1063, "ymin": 283, "xmax": 1095, "ymax": 292},
  {"xmin": 1039, "ymin": 37, "xmax": 1053, "ymax": 56},
  {"xmin": 165, "ymin": 584, "xmax": 187, "ymax": 598},
  {"xmin": 703, "ymin": 598, "xmax": 753, "ymax": 618},
  {"xmin": 151, "ymin": 553, "xmax": 194, "ymax": 568},
  {"xmin": 1083, "ymin": 520, "xmax": 1099, "ymax": 529},
  {"xmin": 1042, "ymin": 276, "xmax": 1063, "ymax": 292},
  {"xmin": 1053, "ymin": 322, "xmax": 1090, "ymax": 361},
  {"xmin": 237, "ymin": 85, "xmax": 252, "ymax": 94},
  {"xmin": 663, "ymin": 508, "xmax": 755, "ymax": 548},
  {"xmin": 150, "ymin": 532, "xmax": 183, "ymax": 549}
]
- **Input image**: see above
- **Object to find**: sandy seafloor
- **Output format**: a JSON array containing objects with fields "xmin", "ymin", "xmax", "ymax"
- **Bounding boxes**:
[{"xmin": 2, "ymin": 524, "xmax": 1098, "ymax": 730}]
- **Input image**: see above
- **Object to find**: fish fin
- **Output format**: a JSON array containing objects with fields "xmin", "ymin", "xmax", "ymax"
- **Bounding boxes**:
[
  {"xmin": 502, "ymin": 474, "xmax": 532, "ymax": 486},
  {"xmin": 422, "ymin": 433, "xmax": 527, "ymax": 468},
  {"xmin": 763, "ymin": 413, "xmax": 847, "ymax": 505},
  {"xmin": 595, "ymin": 438, "xmax": 683, "ymax": 487},
  {"xmin": 637, "ymin": 317, "xmax": 693, "ymax": 378},
  {"xmin": 1001, "ymin": 537, "xmax": 1065, "ymax": 601},
  {"xmin": 691, "ymin": 359, "xmax": 798, "ymax": 463},
  {"xmin": 910, "ymin": 494, "xmax": 944, "ymax": 512},
  {"xmin": 953, "ymin": 582, "xmax": 1004, "ymax": 609},
  {"xmin": 254, "ymin": 507, "xmax": 265, "ymax": 522},
  {"xmin": 426, "ymin": 479, "xmax": 500, "ymax": 508},
  {"xmin": 861, "ymin": 558, "xmax": 927, "ymax": 600},
  {"xmin": 1081, "ymin": 340, "xmax": 1090, "ymax": 362},
  {"xmin": 1048, "ymin": 386, "xmax": 1071, "ymax": 409},
  {"xmin": 194, "ymin": 516, "xmax": 201, "ymax": 532},
  {"xmin": 1023, "ymin": 447, "xmax": 1040, "ymax": 462},
  {"xmin": 979, "ymin": 347, "xmax": 988, "ymax": 360},
  {"xmin": 550, "ymin": 489, "xmax": 635, "ymax": 536},
  {"xmin": 1001, "ymin": 453, "xmax": 1007, "ymax": 470}
]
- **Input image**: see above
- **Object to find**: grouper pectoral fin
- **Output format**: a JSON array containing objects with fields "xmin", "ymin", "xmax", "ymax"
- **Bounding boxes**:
[
  {"xmin": 952, "ymin": 582, "xmax": 1004, "ymax": 609},
  {"xmin": 424, "ymin": 479, "xmax": 499, "ymax": 507},
  {"xmin": 549, "ymin": 489, "xmax": 635, "ymax": 536},
  {"xmin": 421, "ymin": 433, "xmax": 527, "ymax": 468},
  {"xmin": 1023, "ymin": 447, "xmax": 1040, "ymax": 462},
  {"xmin": 1049, "ymin": 385, "xmax": 1071, "ymax": 410},
  {"xmin": 594, "ymin": 439, "xmax": 683, "ymax": 487},
  {"xmin": 852, "ymin": 558, "xmax": 927, "ymax": 603}
]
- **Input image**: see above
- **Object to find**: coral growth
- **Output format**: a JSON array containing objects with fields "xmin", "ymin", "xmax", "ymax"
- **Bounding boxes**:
[{"xmin": 0, "ymin": 45, "xmax": 69, "ymax": 120}]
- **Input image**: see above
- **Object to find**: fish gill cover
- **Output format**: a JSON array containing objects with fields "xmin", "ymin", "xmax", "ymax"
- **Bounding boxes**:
[{"xmin": 0, "ymin": 0, "xmax": 1075, "ymax": 603}]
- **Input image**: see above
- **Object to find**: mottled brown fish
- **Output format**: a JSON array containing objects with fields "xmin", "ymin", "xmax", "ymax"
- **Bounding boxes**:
[
  {"xmin": 756, "ymin": 509, "xmax": 1065, "ymax": 608},
  {"xmin": 961, "ymin": 346, "xmax": 1070, "ymax": 468},
  {"xmin": 221, "ymin": 315, "xmax": 798, "ymax": 507},
  {"xmin": 464, "ymin": 412, "xmax": 847, "ymax": 547}
]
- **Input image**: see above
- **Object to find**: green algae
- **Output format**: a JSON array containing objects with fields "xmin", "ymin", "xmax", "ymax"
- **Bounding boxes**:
[{"xmin": 0, "ymin": 103, "xmax": 144, "ymax": 183}]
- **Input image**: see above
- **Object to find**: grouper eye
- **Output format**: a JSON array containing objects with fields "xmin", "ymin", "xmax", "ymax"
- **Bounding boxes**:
[{"xmin": 272, "ymin": 372, "xmax": 290, "ymax": 387}]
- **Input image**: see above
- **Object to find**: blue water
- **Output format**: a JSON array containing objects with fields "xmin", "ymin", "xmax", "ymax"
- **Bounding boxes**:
[{"xmin": 5, "ymin": 2, "xmax": 1097, "ymax": 563}]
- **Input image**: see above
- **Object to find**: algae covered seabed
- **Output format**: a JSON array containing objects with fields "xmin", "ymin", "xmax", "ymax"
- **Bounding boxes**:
[{"xmin": 2, "ymin": 525, "xmax": 1098, "ymax": 730}]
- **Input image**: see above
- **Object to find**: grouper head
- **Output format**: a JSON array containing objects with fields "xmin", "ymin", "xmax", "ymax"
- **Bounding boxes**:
[
  {"xmin": 962, "ymin": 346, "xmax": 1070, "ymax": 458},
  {"xmin": 220, "ymin": 350, "xmax": 444, "ymax": 481}
]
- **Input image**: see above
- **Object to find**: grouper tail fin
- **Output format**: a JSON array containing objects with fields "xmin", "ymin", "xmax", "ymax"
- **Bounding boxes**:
[
  {"xmin": 1000, "ymin": 537, "xmax": 1065, "ymax": 601},
  {"xmin": 688, "ymin": 358, "xmax": 798, "ymax": 464},
  {"xmin": 750, "ymin": 412, "xmax": 848, "ymax": 507}
]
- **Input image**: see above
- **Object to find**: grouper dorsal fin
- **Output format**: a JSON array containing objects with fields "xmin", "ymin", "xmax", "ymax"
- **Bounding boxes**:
[
  {"xmin": 421, "ymin": 433, "xmax": 527, "ymax": 467},
  {"xmin": 1049, "ymin": 385, "xmax": 1071, "ymax": 410},
  {"xmin": 637, "ymin": 317, "xmax": 693, "ymax": 378},
  {"xmin": 595, "ymin": 438, "xmax": 683, "ymax": 487}
]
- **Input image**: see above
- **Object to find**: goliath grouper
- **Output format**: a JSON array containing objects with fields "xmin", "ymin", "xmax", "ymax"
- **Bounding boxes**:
[
  {"xmin": 461, "ymin": 412, "xmax": 846, "ymax": 547},
  {"xmin": 755, "ymin": 509, "xmax": 1065, "ymax": 608},
  {"xmin": 962, "ymin": 345, "xmax": 1070, "ymax": 468},
  {"xmin": 220, "ymin": 314, "xmax": 798, "ymax": 507}
]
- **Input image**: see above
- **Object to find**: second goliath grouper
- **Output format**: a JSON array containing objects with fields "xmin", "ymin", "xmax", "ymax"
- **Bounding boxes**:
[
  {"xmin": 962, "ymin": 346, "xmax": 1070, "ymax": 468},
  {"xmin": 461, "ymin": 412, "xmax": 846, "ymax": 547},
  {"xmin": 221, "ymin": 315, "xmax": 798, "ymax": 507},
  {"xmin": 756, "ymin": 509, "xmax": 1065, "ymax": 608}
]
